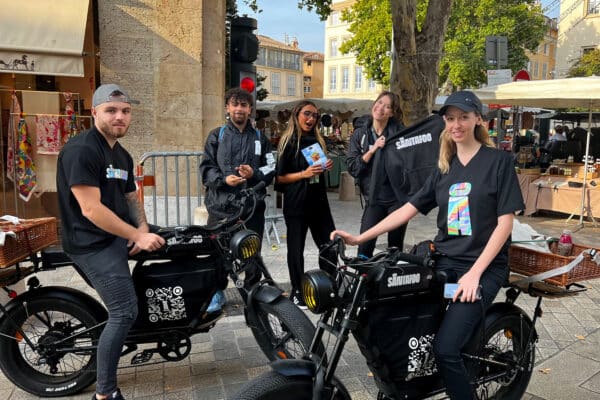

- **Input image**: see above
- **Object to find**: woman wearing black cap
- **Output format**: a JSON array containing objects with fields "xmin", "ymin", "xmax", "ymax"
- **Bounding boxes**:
[{"xmin": 332, "ymin": 91, "xmax": 524, "ymax": 399}]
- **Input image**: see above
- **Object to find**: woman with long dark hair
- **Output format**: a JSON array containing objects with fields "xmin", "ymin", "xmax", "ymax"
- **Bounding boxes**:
[{"xmin": 346, "ymin": 91, "xmax": 406, "ymax": 257}]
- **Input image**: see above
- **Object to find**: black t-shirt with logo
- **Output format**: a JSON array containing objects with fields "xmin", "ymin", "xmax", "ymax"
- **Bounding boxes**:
[
  {"xmin": 57, "ymin": 127, "xmax": 135, "ymax": 254},
  {"xmin": 409, "ymin": 146, "xmax": 524, "ymax": 267}
]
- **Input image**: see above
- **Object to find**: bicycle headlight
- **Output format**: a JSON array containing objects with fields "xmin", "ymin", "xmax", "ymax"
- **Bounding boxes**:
[
  {"xmin": 230, "ymin": 230, "xmax": 261, "ymax": 260},
  {"xmin": 301, "ymin": 270, "xmax": 336, "ymax": 314}
]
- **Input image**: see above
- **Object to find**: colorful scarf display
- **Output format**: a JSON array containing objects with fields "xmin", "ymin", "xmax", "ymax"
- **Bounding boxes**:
[
  {"xmin": 15, "ymin": 119, "xmax": 37, "ymax": 201},
  {"xmin": 6, "ymin": 92, "xmax": 21, "ymax": 182}
]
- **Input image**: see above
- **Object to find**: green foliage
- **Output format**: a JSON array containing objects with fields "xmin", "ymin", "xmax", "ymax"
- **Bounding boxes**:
[
  {"xmin": 256, "ymin": 73, "xmax": 269, "ymax": 101},
  {"xmin": 339, "ymin": 0, "xmax": 392, "ymax": 86},
  {"xmin": 313, "ymin": 0, "xmax": 545, "ymax": 88},
  {"xmin": 568, "ymin": 49, "xmax": 600, "ymax": 77},
  {"xmin": 440, "ymin": 0, "xmax": 546, "ymax": 88}
]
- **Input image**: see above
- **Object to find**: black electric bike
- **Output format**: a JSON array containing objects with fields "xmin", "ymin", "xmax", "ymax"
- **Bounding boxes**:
[
  {"xmin": 234, "ymin": 236, "xmax": 544, "ymax": 400},
  {"xmin": 0, "ymin": 182, "xmax": 317, "ymax": 397}
]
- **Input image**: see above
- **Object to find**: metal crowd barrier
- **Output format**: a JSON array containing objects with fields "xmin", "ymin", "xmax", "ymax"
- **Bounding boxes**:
[
  {"xmin": 135, "ymin": 151, "xmax": 203, "ymax": 227},
  {"xmin": 135, "ymin": 150, "xmax": 284, "ymax": 244}
]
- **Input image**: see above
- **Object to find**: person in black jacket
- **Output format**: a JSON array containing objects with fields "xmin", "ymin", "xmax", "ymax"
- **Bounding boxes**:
[
  {"xmin": 346, "ymin": 91, "xmax": 407, "ymax": 258},
  {"xmin": 275, "ymin": 100, "xmax": 336, "ymax": 308},
  {"xmin": 200, "ymin": 87, "xmax": 275, "ymax": 286}
]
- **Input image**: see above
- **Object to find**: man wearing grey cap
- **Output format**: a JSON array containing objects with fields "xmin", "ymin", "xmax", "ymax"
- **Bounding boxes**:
[{"xmin": 57, "ymin": 84, "xmax": 164, "ymax": 400}]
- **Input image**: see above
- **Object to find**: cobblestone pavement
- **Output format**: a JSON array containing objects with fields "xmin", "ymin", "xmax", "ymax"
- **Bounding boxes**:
[{"xmin": 1, "ymin": 193, "xmax": 600, "ymax": 399}]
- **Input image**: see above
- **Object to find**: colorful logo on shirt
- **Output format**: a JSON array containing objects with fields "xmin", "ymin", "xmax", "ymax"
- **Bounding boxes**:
[
  {"xmin": 106, "ymin": 164, "xmax": 128, "ymax": 181},
  {"xmin": 447, "ymin": 182, "xmax": 472, "ymax": 236}
]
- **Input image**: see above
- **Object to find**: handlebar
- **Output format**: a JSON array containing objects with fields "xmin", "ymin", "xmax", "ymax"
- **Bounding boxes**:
[
  {"xmin": 153, "ymin": 181, "xmax": 267, "ymax": 245},
  {"xmin": 322, "ymin": 235, "xmax": 435, "ymax": 268}
]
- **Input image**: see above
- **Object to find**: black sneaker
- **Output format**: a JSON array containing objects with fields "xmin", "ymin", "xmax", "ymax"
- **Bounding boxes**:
[
  {"xmin": 93, "ymin": 388, "xmax": 124, "ymax": 400},
  {"xmin": 290, "ymin": 291, "xmax": 307, "ymax": 310}
]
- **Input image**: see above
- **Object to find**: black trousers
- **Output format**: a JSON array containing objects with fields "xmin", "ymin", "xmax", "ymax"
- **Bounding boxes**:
[
  {"xmin": 284, "ymin": 209, "xmax": 336, "ymax": 292},
  {"xmin": 208, "ymin": 200, "xmax": 266, "ymax": 287},
  {"xmin": 358, "ymin": 201, "xmax": 407, "ymax": 257},
  {"xmin": 433, "ymin": 262, "xmax": 508, "ymax": 400}
]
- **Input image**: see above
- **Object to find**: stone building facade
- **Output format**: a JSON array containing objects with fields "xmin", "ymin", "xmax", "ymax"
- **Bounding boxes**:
[{"xmin": 98, "ymin": 0, "xmax": 226, "ymax": 159}]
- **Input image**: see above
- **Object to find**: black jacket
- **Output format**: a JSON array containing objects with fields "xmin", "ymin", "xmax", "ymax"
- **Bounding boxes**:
[
  {"xmin": 200, "ymin": 121, "xmax": 274, "ymax": 220},
  {"xmin": 346, "ymin": 116, "xmax": 404, "ymax": 200}
]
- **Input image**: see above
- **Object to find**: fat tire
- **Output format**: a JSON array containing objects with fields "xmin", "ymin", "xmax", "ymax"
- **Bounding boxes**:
[
  {"xmin": 476, "ymin": 313, "xmax": 535, "ymax": 400},
  {"xmin": 0, "ymin": 296, "xmax": 100, "ymax": 397},
  {"xmin": 233, "ymin": 370, "xmax": 350, "ymax": 400},
  {"xmin": 250, "ymin": 296, "xmax": 317, "ymax": 360}
]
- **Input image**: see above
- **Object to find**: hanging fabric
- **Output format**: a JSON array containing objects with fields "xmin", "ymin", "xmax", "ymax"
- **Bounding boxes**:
[
  {"xmin": 6, "ymin": 92, "xmax": 21, "ymax": 182},
  {"xmin": 15, "ymin": 118, "xmax": 37, "ymax": 201},
  {"xmin": 35, "ymin": 115, "xmax": 62, "ymax": 154},
  {"xmin": 62, "ymin": 91, "xmax": 79, "ymax": 140}
]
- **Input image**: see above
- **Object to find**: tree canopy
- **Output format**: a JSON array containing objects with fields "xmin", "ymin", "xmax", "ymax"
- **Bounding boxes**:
[
  {"xmin": 234, "ymin": 0, "xmax": 546, "ymax": 123},
  {"xmin": 567, "ymin": 49, "xmax": 600, "ymax": 77}
]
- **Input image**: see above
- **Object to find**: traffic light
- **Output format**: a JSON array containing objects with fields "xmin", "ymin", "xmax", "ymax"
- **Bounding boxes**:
[{"xmin": 230, "ymin": 16, "xmax": 259, "ymax": 98}]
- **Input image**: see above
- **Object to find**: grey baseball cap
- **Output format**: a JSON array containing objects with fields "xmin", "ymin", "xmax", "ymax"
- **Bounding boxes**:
[{"xmin": 92, "ymin": 84, "xmax": 139, "ymax": 107}]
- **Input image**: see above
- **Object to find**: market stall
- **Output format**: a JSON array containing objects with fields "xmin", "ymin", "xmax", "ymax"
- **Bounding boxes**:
[{"xmin": 474, "ymin": 77, "xmax": 600, "ymax": 226}]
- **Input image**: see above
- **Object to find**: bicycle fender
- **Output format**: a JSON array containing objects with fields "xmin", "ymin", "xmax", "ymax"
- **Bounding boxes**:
[
  {"xmin": 0, "ymin": 286, "xmax": 108, "ymax": 324},
  {"xmin": 251, "ymin": 284, "xmax": 283, "ymax": 305},
  {"xmin": 485, "ymin": 302, "xmax": 534, "ymax": 327},
  {"xmin": 269, "ymin": 359, "xmax": 316, "ymax": 377}
]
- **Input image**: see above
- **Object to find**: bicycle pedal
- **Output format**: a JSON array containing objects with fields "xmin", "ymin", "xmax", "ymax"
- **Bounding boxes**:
[{"xmin": 131, "ymin": 349, "xmax": 154, "ymax": 365}]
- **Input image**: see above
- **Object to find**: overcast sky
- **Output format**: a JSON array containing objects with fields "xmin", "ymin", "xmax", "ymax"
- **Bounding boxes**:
[{"xmin": 238, "ymin": 0, "xmax": 562, "ymax": 54}]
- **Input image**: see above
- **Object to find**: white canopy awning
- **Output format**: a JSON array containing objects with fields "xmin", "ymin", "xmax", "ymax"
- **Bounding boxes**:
[{"xmin": 0, "ymin": 0, "xmax": 90, "ymax": 77}]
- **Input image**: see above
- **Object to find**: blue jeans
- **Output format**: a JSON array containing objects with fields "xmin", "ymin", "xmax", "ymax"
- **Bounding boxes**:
[
  {"xmin": 68, "ymin": 238, "xmax": 138, "ymax": 395},
  {"xmin": 433, "ymin": 260, "xmax": 508, "ymax": 400}
]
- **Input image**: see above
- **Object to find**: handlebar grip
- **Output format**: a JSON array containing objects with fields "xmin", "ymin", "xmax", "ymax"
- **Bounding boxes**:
[
  {"xmin": 250, "ymin": 181, "xmax": 266, "ymax": 192},
  {"xmin": 393, "ymin": 252, "xmax": 432, "ymax": 268}
]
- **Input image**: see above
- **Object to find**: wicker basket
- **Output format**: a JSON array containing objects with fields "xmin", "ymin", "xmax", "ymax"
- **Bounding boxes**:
[
  {"xmin": 509, "ymin": 242, "xmax": 600, "ymax": 287},
  {"xmin": 0, "ymin": 217, "xmax": 58, "ymax": 268}
]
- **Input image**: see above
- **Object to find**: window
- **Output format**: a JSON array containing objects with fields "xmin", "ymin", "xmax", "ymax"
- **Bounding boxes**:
[
  {"xmin": 329, "ymin": 38, "xmax": 338, "ymax": 57},
  {"xmin": 256, "ymin": 48, "xmax": 266, "ymax": 66},
  {"xmin": 271, "ymin": 72, "xmax": 281, "ymax": 95},
  {"xmin": 542, "ymin": 63, "xmax": 548, "ymax": 79},
  {"xmin": 329, "ymin": 68, "xmax": 337, "ymax": 92},
  {"xmin": 533, "ymin": 61, "xmax": 539, "ymax": 78},
  {"xmin": 304, "ymin": 86, "xmax": 311, "ymax": 93},
  {"xmin": 341, "ymin": 66, "xmax": 349, "ymax": 92},
  {"xmin": 330, "ymin": 11, "xmax": 341, "ymax": 26},
  {"xmin": 368, "ymin": 78, "xmax": 376, "ymax": 91},
  {"xmin": 582, "ymin": 46, "xmax": 596, "ymax": 55},
  {"xmin": 543, "ymin": 43, "xmax": 549, "ymax": 56},
  {"xmin": 287, "ymin": 74, "xmax": 296, "ymax": 96},
  {"xmin": 354, "ymin": 66, "xmax": 363, "ymax": 90},
  {"xmin": 588, "ymin": 0, "xmax": 600, "ymax": 14},
  {"xmin": 268, "ymin": 50, "xmax": 283, "ymax": 68},
  {"xmin": 283, "ymin": 52, "xmax": 301, "ymax": 70}
]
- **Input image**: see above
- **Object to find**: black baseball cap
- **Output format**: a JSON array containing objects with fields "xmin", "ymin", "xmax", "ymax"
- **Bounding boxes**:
[
  {"xmin": 439, "ymin": 91, "xmax": 483, "ymax": 116},
  {"xmin": 92, "ymin": 84, "xmax": 139, "ymax": 107}
]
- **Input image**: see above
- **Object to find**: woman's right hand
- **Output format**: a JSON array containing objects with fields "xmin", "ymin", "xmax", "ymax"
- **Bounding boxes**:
[
  {"xmin": 304, "ymin": 164, "xmax": 326, "ymax": 177},
  {"xmin": 330, "ymin": 230, "xmax": 360, "ymax": 246},
  {"xmin": 373, "ymin": 135, "xmax": 385, "ymax": 150}
]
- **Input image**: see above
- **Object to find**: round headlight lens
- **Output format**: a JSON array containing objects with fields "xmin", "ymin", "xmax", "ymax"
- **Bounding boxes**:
[
  {"xmin": 301, "ymin": 270, "xmax": 336, "ymax": 314},
  {"xmin": 230, "ymin": 230, "xmax": 261, "ymax": 260}
]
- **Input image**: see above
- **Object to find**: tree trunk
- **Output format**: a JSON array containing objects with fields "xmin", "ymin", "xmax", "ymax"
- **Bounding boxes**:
[{"xmin": 390, "ymin": 0, "xmax": 452, "ymax": 125}]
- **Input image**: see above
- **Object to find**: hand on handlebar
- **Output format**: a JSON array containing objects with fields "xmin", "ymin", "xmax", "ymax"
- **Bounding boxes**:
[
  {"xmin": 330, "ymin": 230, "xmax": 360, "ymax": 246},
  {"xmin": 128, "ymin": 231, "xmax": 166, "ymax": 256}
]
